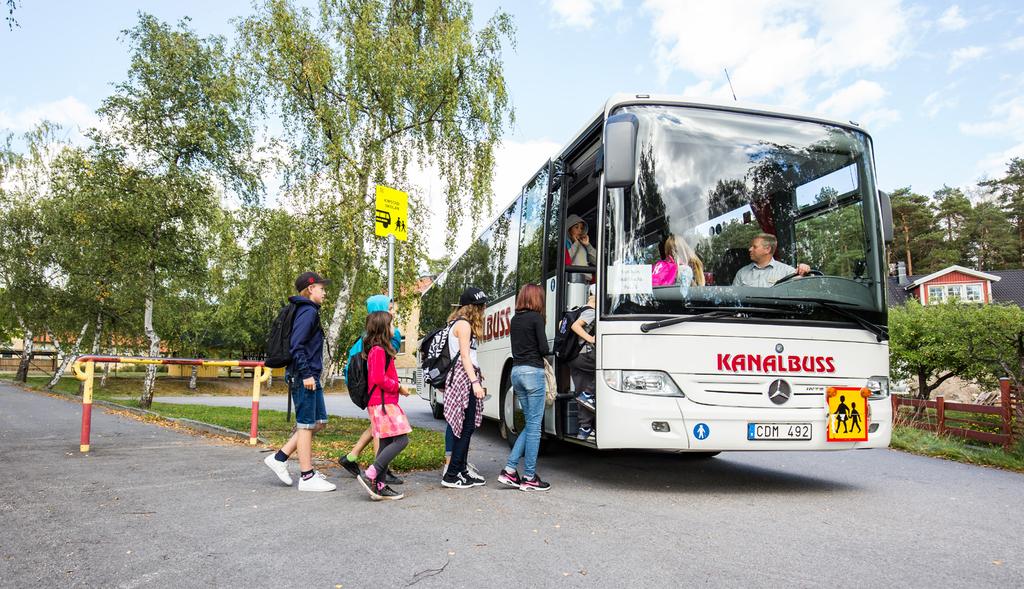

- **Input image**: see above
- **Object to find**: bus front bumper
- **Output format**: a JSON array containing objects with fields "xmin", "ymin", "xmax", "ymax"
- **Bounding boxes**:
[{"xmin": 596, "ymin": 383, "xmax": 893, "ymax": 452}]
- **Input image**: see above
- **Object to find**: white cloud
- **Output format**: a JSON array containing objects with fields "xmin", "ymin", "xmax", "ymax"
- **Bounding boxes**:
[
  {"xmin": 0, "ymin": 96, "xmax": 99, "ymax": 137},
  {"xmin": 948, "ymin": 45, "xmax": 988, "ymax": 72},
  {"xmin": 549, "ymin": 0, "xmax": 623, "ymax": 30},
  {"xmin": 813, "ymin": 79, "xmax": 901, "ymax": 130},
  {"xmin": 936, "ymin": 5, "xmax": 968, "ymax": 31},
  {"xmin": 643, "ymin": 0, "xmax": 909, "ymax": 106},
  {"xmin": 975, "ymin": 142, "xmax": 1024, "ymax": 179},
  {"xmin": 1005, "ymin": 37, "xmax": 1024, "ymax": 52},
  {"xmin": 922, "ymin": 87, "xmax": 959, "ymax": 118},
  {"xmin": 963, "ymin": 94, "xmax": 1024, "ymax": 179},
  {"xmin": 816, "ymin": 80, "xmax": 886, "ymax": 117},
  {"xmin": 960, "ymin": 95, "xmax": 1024, "ymax": 137}
]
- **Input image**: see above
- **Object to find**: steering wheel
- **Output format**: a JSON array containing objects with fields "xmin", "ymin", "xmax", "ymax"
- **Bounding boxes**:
[{"xmin": 773, "ymin": 269, "xmax": 823, "ymax": 285}]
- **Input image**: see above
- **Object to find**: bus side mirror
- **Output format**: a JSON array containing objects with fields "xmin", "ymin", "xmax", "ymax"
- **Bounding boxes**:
[
  {"xmin": 878, "ymin": 190, "xmax": 894, "ymax": 244},
  {"xmin": 604, "ymin": 113, "xmax": 638, "ymax": 188}
]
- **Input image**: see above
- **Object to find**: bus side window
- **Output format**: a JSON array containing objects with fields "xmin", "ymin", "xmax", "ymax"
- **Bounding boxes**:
[
  {"xmin": 519, "ymin": 168, "xmax": 548, "ymax": 287},
  {"xmin": 544, "ymin": 162, "xmax": 563, "ymax": 278}
]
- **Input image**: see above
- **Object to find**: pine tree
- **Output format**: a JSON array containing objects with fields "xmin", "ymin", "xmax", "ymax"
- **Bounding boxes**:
[
  {"xmin": 981, "ymin": 158, "xmax": 1024, "ymax": 267},
  {"xmin": 889, "ymin": 187, "xmax": 939, "ymax": 275},
  {"xmin": 931, "ymin": 185, "xmax": 972, "ymax": 268}
]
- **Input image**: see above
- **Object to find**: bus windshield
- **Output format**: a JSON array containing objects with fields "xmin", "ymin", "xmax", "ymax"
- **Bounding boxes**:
[{"xmin": 604, "ymin": 105, "xmax": 885, "ymax": 324}]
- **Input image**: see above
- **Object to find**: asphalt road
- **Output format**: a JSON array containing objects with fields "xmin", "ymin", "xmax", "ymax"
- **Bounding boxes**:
[{"xmin": 2, "ymin": 382, "xmax": 1022, "ymax": 588}]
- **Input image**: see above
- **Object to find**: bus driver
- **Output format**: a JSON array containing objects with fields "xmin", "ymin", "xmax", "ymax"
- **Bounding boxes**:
[{"xmin": 733, "ymin": 233, "xmax": 811, "ymax": 287}]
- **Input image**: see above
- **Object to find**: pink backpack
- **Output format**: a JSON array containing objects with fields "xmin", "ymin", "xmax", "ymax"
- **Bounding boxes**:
[{"xmin": 652, "ymin": 259, "xmax": 678, "ymax": 286}]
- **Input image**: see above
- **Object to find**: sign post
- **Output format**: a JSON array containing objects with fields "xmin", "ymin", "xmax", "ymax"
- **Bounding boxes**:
[{"xmin": 374, "ymin": 185, "xmax": 409, "ymax": 300}]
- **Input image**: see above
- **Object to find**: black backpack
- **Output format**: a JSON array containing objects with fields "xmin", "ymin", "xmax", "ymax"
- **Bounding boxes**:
[
  {"xmin": 419, "ymin": 318, "xmax": 465, "ymax": 390},
  {"xmin": 346, "ymin": 348, "xmax": 392, "ymax": 410},
  {"xmin": 554, "ymin": 305, "xmax": 592, "ymax": 364},
  {"xmin": 265, "ymin": 303, "xmax": 298, "ymax": 368}
]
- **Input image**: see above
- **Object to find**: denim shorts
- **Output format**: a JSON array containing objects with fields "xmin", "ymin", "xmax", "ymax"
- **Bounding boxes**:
[{"xmin": 289, "ymin": 373, "xmax": 327, "ymax": 429}]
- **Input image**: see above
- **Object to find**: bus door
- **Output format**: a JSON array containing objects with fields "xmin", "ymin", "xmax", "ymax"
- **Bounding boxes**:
[{"xmin": 547, "ymin": 130, "xmax": 602, "ymax": 439}]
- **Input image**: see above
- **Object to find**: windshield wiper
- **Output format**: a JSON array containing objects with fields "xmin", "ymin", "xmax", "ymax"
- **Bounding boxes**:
[
  {"xmin": 747, "ymin": 296, "xmax": 888, "ymax": 342},
  {"xmin": 640, "ymin": 307, "xmax": 794, "ymax": 333}
]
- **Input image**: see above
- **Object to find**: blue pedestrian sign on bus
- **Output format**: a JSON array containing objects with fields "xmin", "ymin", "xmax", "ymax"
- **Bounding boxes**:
[{"xmin": 693, "ymin": 423, "xmax": 710, "ymax": 440}]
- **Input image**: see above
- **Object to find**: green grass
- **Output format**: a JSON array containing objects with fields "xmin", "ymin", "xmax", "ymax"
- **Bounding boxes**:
[
  {"xmin": 2, "ymin": 375, "xmax": 443, "ymax": 471},
  {"xmin": 891, "ymin": 425, "xmax": 1024, "ymax": 473}
]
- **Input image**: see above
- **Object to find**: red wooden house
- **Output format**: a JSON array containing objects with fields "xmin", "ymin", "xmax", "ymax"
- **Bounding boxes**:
[{"xmin": 887, "ymin": 263, "xmax": 1024, "ymax": 306}]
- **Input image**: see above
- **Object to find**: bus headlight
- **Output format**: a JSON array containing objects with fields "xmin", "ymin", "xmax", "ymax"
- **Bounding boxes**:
[
  {"xmin": 603, "ymin": 370, "xmax": 685, "ymax": 397},
  {"xmin": 865, "ymin": 376, "xmax": 889, "ymax": 398}
]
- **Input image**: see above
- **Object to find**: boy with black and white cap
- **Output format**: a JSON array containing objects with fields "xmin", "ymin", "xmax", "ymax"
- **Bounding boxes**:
[{"xmin": 263, "ymin": 272, "xmax": 337, "ymax": 492}]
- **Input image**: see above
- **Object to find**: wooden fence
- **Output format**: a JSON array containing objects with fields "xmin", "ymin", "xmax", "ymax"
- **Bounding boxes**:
[
  {"xmin": 0, "ymin": 352, "xmax": 57, "ymax": 374},
  {"xmin": 892, "ymin": 379, "xmax": 1014, "ymax": 449}
]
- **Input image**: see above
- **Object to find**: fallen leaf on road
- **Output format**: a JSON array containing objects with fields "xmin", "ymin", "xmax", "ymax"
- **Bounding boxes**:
[{"xmin": 993, "ymin": 561, "xmax": 1003, "ymax": 566}]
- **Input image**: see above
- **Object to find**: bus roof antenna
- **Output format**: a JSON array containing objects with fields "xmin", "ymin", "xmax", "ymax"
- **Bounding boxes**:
[{"xmin": 724, "ymin": 68, "xmax": 738, "ymax": 101}]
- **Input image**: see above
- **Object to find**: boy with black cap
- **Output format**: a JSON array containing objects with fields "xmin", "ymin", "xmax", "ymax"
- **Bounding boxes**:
[{"xmin": 263, "ymin": 272, "xmax": 336, "ymax": 492}]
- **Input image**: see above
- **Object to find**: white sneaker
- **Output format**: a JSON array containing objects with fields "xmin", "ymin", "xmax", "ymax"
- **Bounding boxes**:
[
  {"xmin": 264, "ymin": 454, "xmax": 293, "ymax": 486},
  {"xmin": 298, "ymin": 471, "xmax": 337, "ymax": 492},
  {"xmin": 467, "ymin": 462, "xmax": 483, "ymax": 480}
]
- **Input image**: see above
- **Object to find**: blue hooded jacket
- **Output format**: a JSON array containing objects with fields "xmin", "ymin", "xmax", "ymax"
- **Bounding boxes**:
[
  {"xmin": 288, "ymin": 295, "xmax": 323, "ymax": 380},
  {"xmin": 343, "ymin": 294, "xmax": 401, "ymax": 379}
]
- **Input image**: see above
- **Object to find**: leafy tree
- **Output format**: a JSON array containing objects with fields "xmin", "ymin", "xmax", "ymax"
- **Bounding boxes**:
[
  {"xmin": 5, "ymin": 0, "xmax": 19, "ymax": 30},
  {"xmin": 97, "ymin": 14, "xmax": 261, "ymax": 407},
  {"xmin": 889, "ymin": 301, "xmax": 1008, "ymax": 399},
  {"xmin": 238, "ymin": 0, "xmax": 514, "ymax": 381},
  {"xmin": 0, "ymin": 123, "xmax": 68, "ymax": 382}
]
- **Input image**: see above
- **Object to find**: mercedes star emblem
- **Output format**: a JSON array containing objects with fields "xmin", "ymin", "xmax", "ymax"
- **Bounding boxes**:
[{"xmin": 768, "ymin": 379, "xmax": 792, "ymax": 405}]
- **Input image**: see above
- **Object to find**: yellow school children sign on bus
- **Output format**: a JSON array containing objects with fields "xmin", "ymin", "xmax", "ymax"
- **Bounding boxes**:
[
  {"xmin": 374, "ymin": 185, "xmax": 409, "ymax": 241},
  {"xmin": 827, "ymin": 387, "xmax": 869, "ymax": 442}
]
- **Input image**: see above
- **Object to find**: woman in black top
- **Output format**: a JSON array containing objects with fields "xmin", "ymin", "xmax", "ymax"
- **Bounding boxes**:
[{"xmin": 498, "ymin": 284, "xmax": 552, "ymax": 491}]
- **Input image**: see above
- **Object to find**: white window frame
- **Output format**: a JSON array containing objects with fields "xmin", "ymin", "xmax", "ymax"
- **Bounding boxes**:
[{"xmin": 927, "ymin": 282, "xmax": 986, "ymax": 304}]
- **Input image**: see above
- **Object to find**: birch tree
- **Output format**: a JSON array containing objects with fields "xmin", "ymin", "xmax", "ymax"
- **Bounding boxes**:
[
  {"xmin": 0, "ymin": 123, "xmax": 66, "ymax": 382},
  {"xmin": 238, "ymin": 0, "xmax": 513, "ymax": 379},
  {"xmin": 97, "ymin": 14, "xmax": 260, "ymax": 407}
]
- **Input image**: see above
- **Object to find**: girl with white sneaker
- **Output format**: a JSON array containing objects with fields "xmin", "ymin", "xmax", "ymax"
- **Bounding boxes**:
[{"xmin": 441, "ymin": 287, "xmax": 489, "ymax": 489}]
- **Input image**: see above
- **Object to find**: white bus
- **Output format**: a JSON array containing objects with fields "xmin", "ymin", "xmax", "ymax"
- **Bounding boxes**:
[{"xmin": 418, "ymin": 94, "xmax": 893, "ymax": 454}]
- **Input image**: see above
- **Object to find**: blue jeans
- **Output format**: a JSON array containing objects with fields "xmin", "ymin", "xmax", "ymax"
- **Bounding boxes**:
[
  {"xmin": 504, "ymin": 365, "xmax": 546, "ymax": 477},
  {"xmin": 445, "ymin": 424, "xmax": 454, "ymax": 455}
]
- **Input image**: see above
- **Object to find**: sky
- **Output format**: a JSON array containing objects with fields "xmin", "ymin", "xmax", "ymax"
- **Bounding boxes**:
[{"xmin": 3, "ymin": 0, "xmax": 1024, "ymax": 259}]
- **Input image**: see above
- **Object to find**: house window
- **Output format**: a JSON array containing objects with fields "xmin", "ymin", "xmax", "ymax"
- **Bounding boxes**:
[{"xmin": 927, "ymin": 283, "xmax": 985, "ymax": 304}]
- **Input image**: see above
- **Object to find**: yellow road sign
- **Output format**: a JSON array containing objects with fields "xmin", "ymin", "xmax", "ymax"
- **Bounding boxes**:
[
  {"xmin": 827, "ymin": 387, "xmax": 869, "ymax": 442},
  {"xmin": 374, "ymin": 185, "xmax": 409, "ymax": 241}
]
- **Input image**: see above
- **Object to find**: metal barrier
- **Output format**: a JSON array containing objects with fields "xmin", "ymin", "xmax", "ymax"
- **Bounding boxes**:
[{"xmin": 72, "ymin": 355, "xmax": 271, "ymax": 452}]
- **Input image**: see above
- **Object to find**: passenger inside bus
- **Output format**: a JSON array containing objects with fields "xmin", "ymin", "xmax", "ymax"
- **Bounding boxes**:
[
  {"xmin": 569, "ymin": 284, "xmax": 597, "ymax": 441},
  {"xmin": 564, "ymin": 213, "xmax": 596, "ymax": 273},
  {"xmin": 732, "ymin": 233, "xmax": 811, "ymax": 287},
  {"xmin": 652, "ymin": 234, "xmax": 705, "ymax": 289}
]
